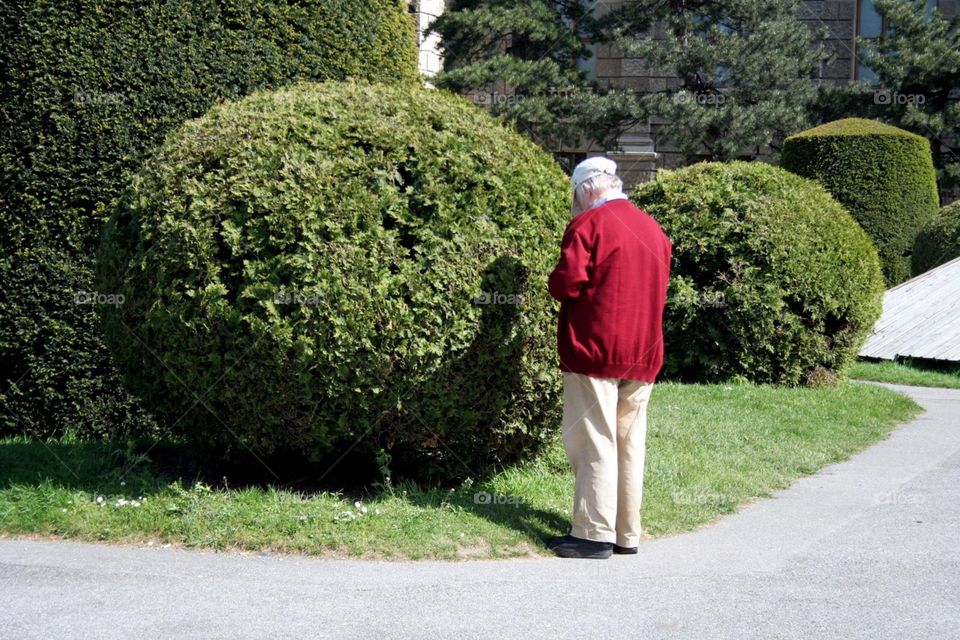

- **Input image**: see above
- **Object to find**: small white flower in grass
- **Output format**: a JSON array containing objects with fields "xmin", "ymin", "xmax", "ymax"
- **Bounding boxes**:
[
  {"xmin": 60, "ymin": 508, "xmax": 67, "ymax": 513},
  {"xmin": 132, "ymin": 501, "xmax": 141, "ymax": 508},
  {"xmin": 374, "ymin": 509, "xmax": 381, "ymax": 516}
]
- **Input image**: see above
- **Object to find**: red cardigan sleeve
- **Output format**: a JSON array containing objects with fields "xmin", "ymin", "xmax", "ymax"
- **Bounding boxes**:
[{"xmin": 548, "ymin": 225, "xmax": 592, "ymax": 301}]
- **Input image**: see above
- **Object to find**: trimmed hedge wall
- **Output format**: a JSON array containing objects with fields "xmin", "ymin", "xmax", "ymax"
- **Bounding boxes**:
[
  {"xmin": 631, "ymin": 161, "xmax": 885, "ymax": 385},
  {"xmin": 0, "ymin": 0, "xmax": 418, "ymax": 438},
  {"xmin": 0, "ymin": 248, "xmax": 159, "ymax": 439},
  {"xmin": 0, "ymin": 0, "xmax": 418, "ymax": 253},
  {"xmin": 913, "ymin": 200, "xmax": 960, "ymax": 275},
  {"xmin": 781, "ymin": 118, "xmax": 939, "ymax": 285},
  {"xmin": 97, "ymin": 81, "xmax": 571, "ymax": 482}
]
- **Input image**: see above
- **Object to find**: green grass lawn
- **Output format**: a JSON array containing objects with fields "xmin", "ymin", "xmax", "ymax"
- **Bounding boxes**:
[
  {"xmin": 851, "ymin": 359, "xmax": 960, "ymax": 390},
  {"xmin": 0, "ymin": 381, "xmax": 919, "ymax": 560}
]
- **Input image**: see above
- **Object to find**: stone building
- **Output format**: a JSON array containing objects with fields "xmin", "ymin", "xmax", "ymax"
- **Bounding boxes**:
[{"xmin": 411, "ymin": 0, "xmax": 958, "ymax": 190}]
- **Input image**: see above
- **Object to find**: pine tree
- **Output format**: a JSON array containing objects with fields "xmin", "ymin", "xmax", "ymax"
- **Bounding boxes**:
[
  {"xmin": 612, "ymin": 0, "xmax": 827, "ymax": 162},
  {"xmin": 429, "ymin": 0, "xmax": 638, "ymax": 151},
  {"xmin": 858, "ymin": 0, "xmax": 960, "ymax": 189},
  {"xmin": 431, "ymin": 1, "xmax": 825, "ymax": 161}
]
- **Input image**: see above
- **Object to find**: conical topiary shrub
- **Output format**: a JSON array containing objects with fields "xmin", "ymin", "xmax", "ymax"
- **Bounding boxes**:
[{"xmin": 781, "ymin": 118, "xmax": 939, "ymax": 285}]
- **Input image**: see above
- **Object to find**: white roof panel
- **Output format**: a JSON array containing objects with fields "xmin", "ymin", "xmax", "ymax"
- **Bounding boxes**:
[{"xmin": 859, "ymin": 257, "xmax": 960, "ymax": 362}]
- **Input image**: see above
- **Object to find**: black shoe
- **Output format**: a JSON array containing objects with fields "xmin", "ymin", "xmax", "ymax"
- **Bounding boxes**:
[
  {"xmin": 613, "ymin": 544, "xmax": 638, "ymax": 555},
  {"xmin": 553, "ymin": 536, "xmax": 613, "ymax": 559},
  {"xmin": 546, "ymin": 534, "xmax": 577, "ymax": 549}
]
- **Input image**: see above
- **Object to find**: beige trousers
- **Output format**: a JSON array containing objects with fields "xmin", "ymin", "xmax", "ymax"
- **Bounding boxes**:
[{"xmin": 561, "ymin": 372, "xmax": 654, "ymax": 547}]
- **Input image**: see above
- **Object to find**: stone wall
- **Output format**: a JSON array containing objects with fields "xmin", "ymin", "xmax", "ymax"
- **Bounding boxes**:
[
  {"xmin": 799, "ymin": 1, "xmax": 857, "ymax": 83},
  {"xmin": 410, "ymin": 0, "xmax": 445, "ymax": 77}
]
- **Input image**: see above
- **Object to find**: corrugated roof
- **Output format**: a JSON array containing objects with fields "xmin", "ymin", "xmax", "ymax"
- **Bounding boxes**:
[{"xmin": 859, "ymin": 256, "xmax": 960, "ymax": 362}]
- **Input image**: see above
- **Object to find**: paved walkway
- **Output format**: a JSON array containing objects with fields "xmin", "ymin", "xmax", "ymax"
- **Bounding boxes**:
[{"xmin": 2, "ymin": 384, "xmax": 959, "ymax": 639}]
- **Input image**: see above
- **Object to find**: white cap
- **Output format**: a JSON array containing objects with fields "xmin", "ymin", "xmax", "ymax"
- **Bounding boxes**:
[{"xmin": 571, "ymin": 156, "xmax": 617, "ymax": 191}]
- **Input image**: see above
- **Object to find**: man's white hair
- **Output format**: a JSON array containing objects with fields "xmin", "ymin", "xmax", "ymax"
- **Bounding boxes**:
[{"xmin": 574, "ymin": 172, "xmax": 624, "ymax": 202}]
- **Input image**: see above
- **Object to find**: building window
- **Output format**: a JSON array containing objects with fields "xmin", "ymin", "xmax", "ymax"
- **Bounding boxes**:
[
  {"xmin": 694, "ymin": 15, "xmax": 734, "ymax": 87},
  {"xmin": 857, "ymin": 0, "xmax": 938, "ymax": 83},
  {"xmin": 560, "ymin": 0, "xmax": 597, "ymax": 82}
]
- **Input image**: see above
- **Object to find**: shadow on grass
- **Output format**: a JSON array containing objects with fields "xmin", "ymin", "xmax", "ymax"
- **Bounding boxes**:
[
  {"xmin": 404, "ymin": 485, "xmax": 569, "ymax": 548},
  {"xmin": 0, "ymin": 434, "xmax": 378, "ymax": 496},
  {"xmin": 859, "ymin": 356, "xmax": 960, "ymax": 375}
]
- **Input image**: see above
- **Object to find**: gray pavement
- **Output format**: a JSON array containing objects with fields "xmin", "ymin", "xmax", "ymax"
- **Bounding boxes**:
[{"xmin": 1, "ymin": 383, "xmax": 959, "ymax": 640}]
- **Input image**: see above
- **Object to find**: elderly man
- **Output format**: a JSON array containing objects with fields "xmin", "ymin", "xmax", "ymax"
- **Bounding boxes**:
[{"xmin": 547, "ymin": 157, "xmax": 671, "ymax": 560}]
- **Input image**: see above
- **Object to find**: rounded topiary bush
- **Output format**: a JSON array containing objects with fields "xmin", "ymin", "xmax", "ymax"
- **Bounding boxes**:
[
  {"xmin": 98, "ymin": 81, "xmax": 571, "ymax": 482},
  {"xmin": 631, "ymin": 161, "xmax": 885, "ymax": 385},
  {"xmin": 0, "ymin": 0, "xmax": 417, "ymax": 441},
  {"xmin": 912, "ymin": 201, "xmax": 960, "ymax": 276},
  {"xmin": 781, "ymin": 118, "xmax": 939, "ymax": 285}
]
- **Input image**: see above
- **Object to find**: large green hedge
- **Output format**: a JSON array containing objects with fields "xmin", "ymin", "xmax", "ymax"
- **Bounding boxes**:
[
  {"xmin": 0, "ymin": 0, "xmax": 418, "ymax": 438},
  {"xmin": 0, "ymin": 0, "xmax": 417, "ymax": 253},
  {"xmin": 912, "ymin": 200, "xmax": 960, "ymax": 276},
  {"xmin": 98, "ymin": 81, "xmax": 571, "ymax": 482},
  {"xmin": 781, "ymin": 118, "xmax": 939, "ymax": 285},
  {"xmin": 632, "ymin": 161, "xmax": 885, "ymax": 385}
]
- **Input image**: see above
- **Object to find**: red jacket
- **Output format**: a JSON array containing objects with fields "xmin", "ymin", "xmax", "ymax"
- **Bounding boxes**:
[{"xmin": 548, "ymin": 198, "xmax": 672, "ymax": 382}]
